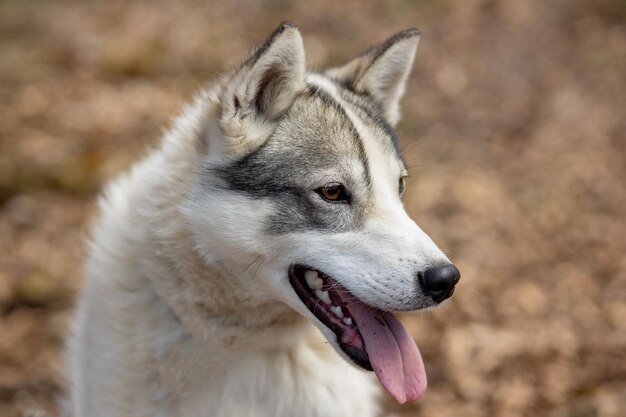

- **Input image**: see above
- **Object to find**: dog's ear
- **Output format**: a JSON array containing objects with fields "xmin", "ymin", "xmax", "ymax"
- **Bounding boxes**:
[
  {"xmin": 215, "ymin": 21, "xmax": 306, "ymax": 156},
  {"xmin": 325, "ymin": 29, "xmax": 419, "ymax": 126}
]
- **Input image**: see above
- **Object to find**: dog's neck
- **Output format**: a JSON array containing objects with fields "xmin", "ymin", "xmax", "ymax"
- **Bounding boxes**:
[{"xmin": 98, "ymin": 111, "xmax": 308, "ymax": 352}]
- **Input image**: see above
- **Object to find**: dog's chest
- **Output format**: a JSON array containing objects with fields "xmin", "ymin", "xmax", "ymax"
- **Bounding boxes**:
[{"xmin": 172, "ymin": 343, "xmax": 381, "ymax": 417}]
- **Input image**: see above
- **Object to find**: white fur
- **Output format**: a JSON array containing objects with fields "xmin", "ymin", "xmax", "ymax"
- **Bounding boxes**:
[
  {"xmin": 65, "ymin": 95, "xmax": 381, "ymax": 416},
  {"xmin": 65, "ymin": 24, "xmax": 447, "ymax": 417}
]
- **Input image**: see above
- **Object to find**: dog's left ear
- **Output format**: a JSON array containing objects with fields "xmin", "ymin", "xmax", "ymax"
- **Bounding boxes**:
[
  {"xmin": 215, "ymin": 21, "xmax": 306, "ymax": 156},
  {"xmin": 325, "ymin": 29, "xmax": 419, "ymax": 126}
]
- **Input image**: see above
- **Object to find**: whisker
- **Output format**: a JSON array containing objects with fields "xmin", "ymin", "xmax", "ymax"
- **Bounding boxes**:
[{"xmin": 241, "ymin": 255, "xmax": 263, "ymax": 274}]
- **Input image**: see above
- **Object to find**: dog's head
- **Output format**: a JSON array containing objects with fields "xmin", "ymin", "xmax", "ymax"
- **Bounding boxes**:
[{"xmin": 180, "ymin": 22, "xmax": 460, "ymax": 403}]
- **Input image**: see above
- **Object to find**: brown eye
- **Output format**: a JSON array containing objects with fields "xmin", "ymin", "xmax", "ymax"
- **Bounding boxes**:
[
  {"xmin": 317, "ymin": 183, "xmax": 349, "ymax": 203},
  {"xmin": 399, "ymin": 177, "xmax": 406, "ymax": 197}
]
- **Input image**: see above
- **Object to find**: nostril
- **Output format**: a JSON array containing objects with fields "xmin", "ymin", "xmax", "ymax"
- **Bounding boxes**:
[{"xmin": 419, "ymin": 264, "xmax": 461, "ymax": 303}]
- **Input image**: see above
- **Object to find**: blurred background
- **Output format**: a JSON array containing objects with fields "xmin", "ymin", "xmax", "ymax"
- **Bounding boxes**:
[{"xmin": 1, "ymin": 0, "xmax": 625, "ymax": 416}]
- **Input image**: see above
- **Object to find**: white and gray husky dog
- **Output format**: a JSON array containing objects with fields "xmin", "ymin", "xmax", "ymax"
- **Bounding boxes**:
[{"xmin": 65, "ymin": 21, "xmax": 460, "ymax": 417}]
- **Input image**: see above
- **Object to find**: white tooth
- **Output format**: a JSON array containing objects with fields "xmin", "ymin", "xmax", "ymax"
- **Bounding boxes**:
[
  {"xmin": 304, "ymin": 270, "xmax": 319, "ymax": 288},
  {"xmin": 343, "ymin": 317, "xmax": 353, "ymax": 326},
  {"xmin": 330, "ymin": 306, "xmax": 344, "ymax": 318},
  {"xmin": 315, "ymin": 290, "xmax": 331, "ymax": 305},
  {"xmin": 312, "ymin": 277, "xmax": 323, "ymax": 289}
]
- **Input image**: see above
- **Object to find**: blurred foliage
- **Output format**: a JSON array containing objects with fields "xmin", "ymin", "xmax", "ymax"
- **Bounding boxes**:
[{"xmin": 0, "ymin": 0, "xmax": 625, "ymax": 416}]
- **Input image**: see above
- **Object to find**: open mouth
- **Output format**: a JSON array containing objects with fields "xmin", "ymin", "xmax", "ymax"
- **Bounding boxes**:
[{"xmin": 289, "ymin": 264, "xmax": 427, "ymax": 404}]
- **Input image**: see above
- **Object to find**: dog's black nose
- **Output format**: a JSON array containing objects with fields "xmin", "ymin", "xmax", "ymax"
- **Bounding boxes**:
[{"xmin": 419, "ymin": 264, "xmax": 461, "ymax": 303}]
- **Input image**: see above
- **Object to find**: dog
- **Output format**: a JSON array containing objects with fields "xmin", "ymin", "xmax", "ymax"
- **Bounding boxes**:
[{"xmin": 64, "ymin": 21, "xmax": 460, "ymax": 417}]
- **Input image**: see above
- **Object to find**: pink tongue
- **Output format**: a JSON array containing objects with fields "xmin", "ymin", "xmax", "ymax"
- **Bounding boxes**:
[{"xmin": 347, "ymin": 303, "xmax": 427, "ymax": 404}]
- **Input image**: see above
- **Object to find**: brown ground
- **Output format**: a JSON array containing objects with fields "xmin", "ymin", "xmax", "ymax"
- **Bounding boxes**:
[{"xmin": 1, "ymin": 0, "xmax": 625, "ymax": 416}]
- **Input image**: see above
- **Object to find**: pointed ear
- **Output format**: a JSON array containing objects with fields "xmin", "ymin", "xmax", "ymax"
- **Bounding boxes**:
[
  {"xmin": 325, "ymin": 29, "xmax": 419, "ymax": 126},
  {"xmin": 216, "ymin": 21, "xmax": 306, "ymax": 155}
]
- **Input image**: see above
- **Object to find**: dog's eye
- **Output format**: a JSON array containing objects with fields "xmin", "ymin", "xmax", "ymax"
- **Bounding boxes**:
[
  {"xmin": 317, "ymin": 183, "xmax": 349, "ymax": 203},
  {"xmin": 399, "ymin": 177, "xmax": 406, "ymax": 197}
]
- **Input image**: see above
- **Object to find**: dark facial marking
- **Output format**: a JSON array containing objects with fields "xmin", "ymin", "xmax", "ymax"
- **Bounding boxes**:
[
  {"xmin": 207, "ymin": 91, "xmax": 375, "ymax": 234},
  {"xmin": 334, "ymin": 80, "xmax": 405, "ymax": 163},
  {"xmin": 307, "ymin": 84, "xmax": 373, "ymax": 190}
]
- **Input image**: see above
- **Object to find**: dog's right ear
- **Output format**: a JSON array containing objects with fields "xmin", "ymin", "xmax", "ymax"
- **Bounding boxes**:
[{"xmin": 214, "ymin": 21, "xmax": 306, "ymax": 157}]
